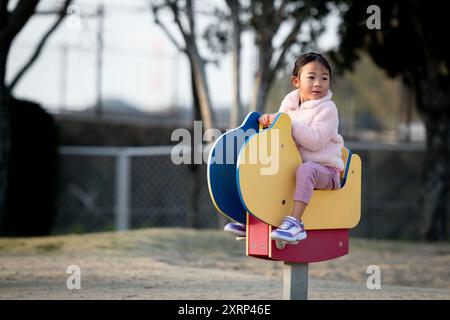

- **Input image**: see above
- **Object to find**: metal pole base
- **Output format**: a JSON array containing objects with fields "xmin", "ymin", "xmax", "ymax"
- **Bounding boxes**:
[{"xmin": 283, "ymin": 262, "xmax": 309, "ymax": 300}]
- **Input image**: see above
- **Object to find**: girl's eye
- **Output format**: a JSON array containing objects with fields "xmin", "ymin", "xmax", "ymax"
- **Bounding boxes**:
[
  {"xmin": 307, "ymin": 76, "xmax": 314, "ymax": 80},
  {"xmin": 323, "ymin": 77, "xmax": 328, "ymax": 81}
]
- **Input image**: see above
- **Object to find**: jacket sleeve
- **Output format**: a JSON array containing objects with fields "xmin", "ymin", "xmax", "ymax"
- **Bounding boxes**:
[
  {"xmin": 292, "ymin": 103, "xmax": 339, "ymax": 151},
  {"xmin": 278, "ymin": 90, "xmax": 299, "ymax": 112}
]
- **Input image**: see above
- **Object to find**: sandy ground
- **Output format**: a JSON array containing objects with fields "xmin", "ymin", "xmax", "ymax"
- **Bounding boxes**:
[{"xmin": 0, "ymin": 228, "xmax": 449, "ymax": 300}]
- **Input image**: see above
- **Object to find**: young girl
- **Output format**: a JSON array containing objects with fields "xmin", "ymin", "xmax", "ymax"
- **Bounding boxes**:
[{"xmin": 224, "ymin": 52, "xmax": 344, "ymax": 243}]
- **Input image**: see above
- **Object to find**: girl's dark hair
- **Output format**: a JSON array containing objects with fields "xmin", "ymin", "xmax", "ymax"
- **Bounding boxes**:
[{"xmin": 292, "ymin": 52, "xmax": 332, "ymax": 79}]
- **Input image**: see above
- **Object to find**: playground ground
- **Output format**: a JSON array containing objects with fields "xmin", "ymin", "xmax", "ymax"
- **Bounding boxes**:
[{"xmin": 0, "ymin": 228, "xmax": 449, "ymax": 300}]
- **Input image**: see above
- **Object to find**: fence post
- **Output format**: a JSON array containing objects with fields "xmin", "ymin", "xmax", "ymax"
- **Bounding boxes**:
[
  {"xmin": 115, "ymin": 150, "xmax": 130, "ymax": 231},
  {"xmin": 283, "ymin": 262, "xmax": 309, "ymax": 300}
]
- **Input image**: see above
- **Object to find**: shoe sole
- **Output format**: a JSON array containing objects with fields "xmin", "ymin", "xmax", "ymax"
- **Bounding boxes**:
[
  {"xmin": 224, "ymin": 228, "xmax": 246, "ymax": 237},
  {"xmin": 270, "ymin": 232, "xmax": 307, "ymax": 243}
]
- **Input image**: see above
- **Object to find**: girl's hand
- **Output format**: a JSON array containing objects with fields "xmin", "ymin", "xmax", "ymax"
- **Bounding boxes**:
[{"xmin": 258, "ymin": 113, "xmax": 276, "ymax": 128}]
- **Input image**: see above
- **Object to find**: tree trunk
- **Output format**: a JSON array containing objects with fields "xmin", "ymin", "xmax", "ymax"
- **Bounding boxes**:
[
  {"xmin": 420, "ymin": 114, "xmax": 450, "ymax": 241},
  {"xmin": 187, "ymin": 43, "xmax": 215, "ymax": 140},
  {"xmin": 187, "ymin": 64, "xmax": 201, "ymax": 229},
  {"xmin": 0, "ymin": 98, "xmax": 10, "ymax": 232},
  {"xmin": 251, "ymin": 70, "xmax": 272, "ymax": 113},
  {"xmin": 250, "ymin": 35, "xmax": 274, "ymax": 113},
  {"xmin": 227, "ymin": 0, "xmax": 243, "ymax": 128},
  {"xmin": 251, "ymin": 60, "xmax": 276, "ymax": 114},
  {"xmin": 0, "ymin": 43, "xmax": 11, "ymax": 231}
]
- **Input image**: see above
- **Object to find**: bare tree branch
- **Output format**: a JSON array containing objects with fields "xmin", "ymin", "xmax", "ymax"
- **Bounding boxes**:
[
  {"xmin": 272, "ymin": 18, "xmax": 303, "ymax": 73},
  {"xmin": 0, "ymin": 0, "xmax": 39, "ymax": 46},
  {"xmin": 186, "ymin": 0, "xmax": 195, "ymax": 37},
  {"xmin": 153, "ymin": 15, "xmax": 185, "ymax": 53},
  {"xmin": 8, "ymin": 0, "xmax": 72, "ymax": 91},
  {"xmin": 151, "ymin": 0, "xmax": 214, "ymax": 132},
  {"xmin": 167, "ymin": 0, "xmax": 190, "ymax": 43},
  {"xmin": 151, "ymin": 2, "xmax": 186, "ymax": 52},
  {"xmin": 275, "ymin": 0, "xmax": 287, "ymax": 25}
]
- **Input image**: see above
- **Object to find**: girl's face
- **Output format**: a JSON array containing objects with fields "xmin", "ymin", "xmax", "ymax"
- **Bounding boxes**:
[{"xmin": 292, "ymin": 60, "xmax": 330, "ymax": 104}]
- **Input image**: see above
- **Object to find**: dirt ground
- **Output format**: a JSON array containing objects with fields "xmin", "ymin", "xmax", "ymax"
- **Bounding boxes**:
[{"xmin": 0, "ymin": 228, "xmax": 449, "ymax": 300}]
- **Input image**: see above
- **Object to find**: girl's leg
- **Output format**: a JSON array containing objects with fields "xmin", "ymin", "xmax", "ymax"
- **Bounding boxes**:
[
  {"xmin": 271, "ymin": 162, "xmax": 340, "ymax": 242},
  {"xmin": 292, "ymin": 162, "xmax": 340, "ymax": 220},
  {"xmin": 291, "ymin": 201, "xmax": 308, "ymax": 221}
]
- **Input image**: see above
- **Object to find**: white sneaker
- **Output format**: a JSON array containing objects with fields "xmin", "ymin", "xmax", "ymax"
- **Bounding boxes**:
[
  {"xmin": 224, "ymin": 222, "xmax": 246, "ymax": 237},
  {"xmin": 270, "ymin": 216, "xmax": 307, "ymax": 242}
]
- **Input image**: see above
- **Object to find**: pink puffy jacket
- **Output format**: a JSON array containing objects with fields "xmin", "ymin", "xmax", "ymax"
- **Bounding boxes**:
[{"xmin": 277, "ymin": 89, "xmax": 344, "ymax": 172}]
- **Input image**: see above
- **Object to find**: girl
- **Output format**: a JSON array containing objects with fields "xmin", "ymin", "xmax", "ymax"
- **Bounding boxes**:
[{"xmin": 224, "ymin": 52, "xmax": 344, "ymax": 243}]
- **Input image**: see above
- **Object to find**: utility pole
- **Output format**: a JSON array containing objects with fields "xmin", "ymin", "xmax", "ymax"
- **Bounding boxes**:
[
  {"xmin": 95, "ymin": 3, "xmax": 104, "ymax": 118},
  {"xmin": 59, "ymin": 42, "xmax": 68, "ymax": 111}
]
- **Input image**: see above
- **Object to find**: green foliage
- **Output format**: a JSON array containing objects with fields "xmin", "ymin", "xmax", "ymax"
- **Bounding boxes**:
[
  {"xmin": 332, "ymin": 0, "xmax": 450, "ymax": 241},
  {"xmin": 331, "ymin": 0, "xmax": 450, "ymax": 113},
  {"xmin": 1, "ymin": 98, "xmax": 59, "ymax": 237}
]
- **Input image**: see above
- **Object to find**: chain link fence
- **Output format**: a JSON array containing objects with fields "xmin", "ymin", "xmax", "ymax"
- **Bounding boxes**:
[
  {"xmin": 55, "ymin": 153, "xmax": 116, "ymax": 233},
  {"xmin": 348, "ymin": 142, "xmax": 427, "ymax": 240},
  {"xmin": 54, "ymin": 142, "xmax": 448, "ymax": 240},
  {"xmin": 55, "ymin": 146, "xmax": 220, "ymax": 234}
]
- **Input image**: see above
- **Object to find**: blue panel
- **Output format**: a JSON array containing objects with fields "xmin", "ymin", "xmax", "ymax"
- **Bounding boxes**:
[
  {"xmin": 207, "ymin": 112, "xmax": 261, "ymax": 223},
  {"xmin": 341, "ymin": 146, "xmax": 352, "ymax": 187}
]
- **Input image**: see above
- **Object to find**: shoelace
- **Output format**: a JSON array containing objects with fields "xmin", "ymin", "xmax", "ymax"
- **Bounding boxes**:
[{"xmin": 279, "ymin": 220, "xmax": 294, "ymax": 230}]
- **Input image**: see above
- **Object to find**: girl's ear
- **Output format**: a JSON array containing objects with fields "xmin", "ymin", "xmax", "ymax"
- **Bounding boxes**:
[{"xmin": 291, "ymin": 76, "xmax": 300, "ymax": 88}]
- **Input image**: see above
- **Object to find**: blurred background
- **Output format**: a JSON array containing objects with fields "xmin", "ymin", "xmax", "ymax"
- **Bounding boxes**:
[{"xmin": 0, "ymin": 0, "xmax": 448, "ymax": 241}]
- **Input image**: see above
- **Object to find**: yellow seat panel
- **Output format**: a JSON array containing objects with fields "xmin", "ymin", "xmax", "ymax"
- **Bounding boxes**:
[
  {"xmin": 302, "ymin": 154, "xmax": 361, "ymax": 230},
  {"xmin": 237, "ymin": 113, "xmax": 301, "ymax": 227},
  {"xmin": 237, "ymin": 112, "xmax": 361, "ymax": 230}
]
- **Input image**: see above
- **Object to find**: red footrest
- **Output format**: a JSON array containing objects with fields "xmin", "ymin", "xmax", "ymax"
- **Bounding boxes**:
[{"xmin": 247, "ymin": 213, "xmax": 348, "ymax": 263}]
